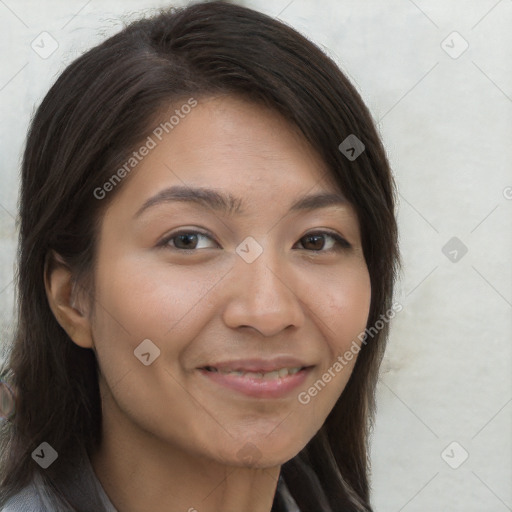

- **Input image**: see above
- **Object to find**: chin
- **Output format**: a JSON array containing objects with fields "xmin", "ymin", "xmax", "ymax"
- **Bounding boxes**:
[{"xmin": 220, "ymin": 435, "xmax": 308, "ymax": 469}]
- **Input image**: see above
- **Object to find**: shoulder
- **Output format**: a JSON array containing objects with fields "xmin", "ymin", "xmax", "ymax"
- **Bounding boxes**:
[
  {"xmin": 1, "ymin": 482, "xmax": 47, "ymax": 512},
  {"xmin": 1, "ymin": 452, "xmax": 117, "ymax": 512}
]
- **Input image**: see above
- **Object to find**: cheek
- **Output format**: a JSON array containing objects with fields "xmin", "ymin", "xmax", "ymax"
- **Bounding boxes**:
[
  {"xmin": 89, "ymin": 256, "xmax": 224, "ymax": 444},
  {"xmin": 92, "ymin": 254, "xmax": 222, "ymax": 341},
  {"xmin": 321, "ymin": 263, "xmax": 372, "ymax": 352},
  {"xmin": 298, "ymin": 263, "xmax": 371, "ymax": 418},
  {"xmin": 89, "ymin": 255, "xmax": 222, "ymax": 392}
]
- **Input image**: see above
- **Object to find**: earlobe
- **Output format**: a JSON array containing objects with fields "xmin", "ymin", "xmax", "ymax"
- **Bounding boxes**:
[{"xmin": 43, "ymin": 251, "xmax": 94, "ymax": 349}]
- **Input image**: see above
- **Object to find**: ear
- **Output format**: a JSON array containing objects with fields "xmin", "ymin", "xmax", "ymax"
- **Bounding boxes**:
[{"xmin": 44, "ymin": 251, "xmax": 94, "ymax": 349}]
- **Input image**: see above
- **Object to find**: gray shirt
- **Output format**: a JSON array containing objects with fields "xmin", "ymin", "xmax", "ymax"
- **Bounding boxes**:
[{"xmin": 1, "ymin": 455, "xmax": 300, "ymax": 512}]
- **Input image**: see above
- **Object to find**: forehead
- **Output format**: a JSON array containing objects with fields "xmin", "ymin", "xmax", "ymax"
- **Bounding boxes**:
[{"xmin": 104, "ymin": 95, "xmax": 341, "ymax": 218}]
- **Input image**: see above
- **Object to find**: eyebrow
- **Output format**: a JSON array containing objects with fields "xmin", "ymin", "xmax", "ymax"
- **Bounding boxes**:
[{"xmin": 133, "ymin": 185, "xmax": 347, "ymax": 219}]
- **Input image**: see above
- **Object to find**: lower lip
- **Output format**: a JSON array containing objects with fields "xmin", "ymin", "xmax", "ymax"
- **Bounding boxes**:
[{"xmin": 198, "ymin": 367, "xmax": 312, "ymax": 398}]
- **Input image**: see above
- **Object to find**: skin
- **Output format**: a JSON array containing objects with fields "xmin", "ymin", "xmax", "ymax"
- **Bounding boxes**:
[{"xmin": 45, "ymin": 95, "xmax": 371, "ymax": 512}]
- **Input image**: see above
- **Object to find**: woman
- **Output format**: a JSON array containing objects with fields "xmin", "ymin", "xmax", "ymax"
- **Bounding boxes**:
[{"xmin": 0, "ymin": 1, "xmax": 400, "ymax": 511}]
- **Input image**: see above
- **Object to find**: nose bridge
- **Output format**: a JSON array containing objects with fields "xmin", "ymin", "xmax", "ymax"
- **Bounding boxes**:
[
  {"xmin": 222, "ymin": 237, "xmax": 304, "ymax": 336},
  {"xmin": 243, "ymin": 247, "xmax": 287, "ymax": 302}
]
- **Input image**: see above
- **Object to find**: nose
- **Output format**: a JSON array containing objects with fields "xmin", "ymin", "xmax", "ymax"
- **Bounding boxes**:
[{"xmin": 221, "ymin": 248, "xmax": 305, "ymax": 337}]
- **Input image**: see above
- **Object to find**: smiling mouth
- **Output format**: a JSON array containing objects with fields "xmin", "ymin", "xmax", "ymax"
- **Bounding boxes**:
[
  {"xmin": 201, "ymin": 365, "xmax": 306, "ymax": 379},
  {"xmin": 198, "ymin": 365, "xmax": 313, "ymax": 398}
]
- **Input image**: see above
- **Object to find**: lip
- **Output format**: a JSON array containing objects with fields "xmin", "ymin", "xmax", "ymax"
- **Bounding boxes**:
[
  {"xmin": 197, "ymin": 357, "xmax": 314, "ymax": 399},
  {"xmin": 199, "ymin": 356, "xmax": 311, "ymax": 373}
]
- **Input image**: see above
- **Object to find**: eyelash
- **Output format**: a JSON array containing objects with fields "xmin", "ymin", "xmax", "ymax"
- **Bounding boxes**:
[{"xmin": 157, "ymin": 229, "xmax": 351, "ymax": 253}]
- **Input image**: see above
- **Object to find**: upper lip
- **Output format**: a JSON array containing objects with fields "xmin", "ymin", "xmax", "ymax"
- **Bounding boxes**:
[{"xmin": 199, "ymin": 356, "xmax": 313, "ymax": 373}]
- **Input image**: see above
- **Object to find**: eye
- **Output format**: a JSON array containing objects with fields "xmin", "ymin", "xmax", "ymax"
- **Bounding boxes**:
[
  {"xmin": 158, "ymin": 230, "xmax": 218, "ymax": 251},
  {"xmin": 157, "ymin": 229, "xmax": 351, "ymax": 252},
  {"xmin": 294, "ymin": 231, "xmax": 351, "ymax": 252}
]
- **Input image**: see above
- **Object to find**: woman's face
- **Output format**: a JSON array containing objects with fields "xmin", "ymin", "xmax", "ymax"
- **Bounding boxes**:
[{"xmin": 86, "ymin": 95, "xmax": 371, "ymax": 467}]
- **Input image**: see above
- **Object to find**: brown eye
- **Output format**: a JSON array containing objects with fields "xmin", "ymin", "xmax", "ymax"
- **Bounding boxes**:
[
  {"xmin": 157, "ymin": 229, "xmax": 351, "ymax": 253},
  {"xmin": 159, "ymin": 230, "xmax": 218, "ymax": 251},
  {"xmin": 296, "ymin": 231, "xmax": 351, "ymax": 252}
]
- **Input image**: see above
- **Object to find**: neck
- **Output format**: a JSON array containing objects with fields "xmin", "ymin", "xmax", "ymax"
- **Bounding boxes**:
[{"xmin": 90, "ymin": 392, "xmax": 281, "ymax": 512}]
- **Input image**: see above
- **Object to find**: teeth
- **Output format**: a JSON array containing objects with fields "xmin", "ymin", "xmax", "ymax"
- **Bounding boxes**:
[{"xmin": 209, "ymin": 366, "xmax": 303, "ymax": 378}]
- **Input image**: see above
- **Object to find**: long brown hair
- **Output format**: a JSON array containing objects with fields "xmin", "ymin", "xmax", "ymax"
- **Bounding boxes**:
[{"xmin": 0, "ymin": 2, "xmax": 400, "ymax": 510}]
